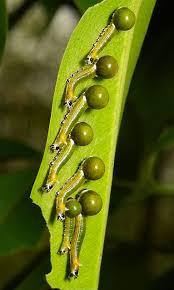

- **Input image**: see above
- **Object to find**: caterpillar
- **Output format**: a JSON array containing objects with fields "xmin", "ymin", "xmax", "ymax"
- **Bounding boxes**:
[
  {"xmin": 56, "ymin": 157, "xmax": 105, "ymax": 221},
  {"xmin": 86, "ymin": 22, "xmax": 116, "ymax": 65},
  {"xmin": 50, "ymin": 85, "xmax": 109, "ymax": 153},
  {"xmin": 56, "ymin": 163, "xmax": 85, "ymax": 221},
  {"xmin": 43, "ymin": 122, "xmax": 93, "ymax": 192},
  {"xmin": 86, "ymin": 7, "xmax": 136, "ymax": 64},
  {"xmin": 64, "ymin": 63, "xmax": 96, "ymax": 108},
  {"xmin": 50, "ymin": 94, "xmax": 88, "ymax": 153},
  {"xmin": 69, "ymin": 213, "xmax": 86, "ymax": 279},
  {"xmin": 59, "ymin": 215, "xmax": 75, "ymax": 255},
  {"xmin": 42, "ymin": 138, "xmax": 74, "ymax": 192},
  {"xmin": 64, "ymin": 53, "xmax": 118, "ymax": 109}
]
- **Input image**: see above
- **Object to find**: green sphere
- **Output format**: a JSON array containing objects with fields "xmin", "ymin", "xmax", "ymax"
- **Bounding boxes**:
[
  {"xmin": 65, "ymin": 199, "xmax": 82, "ymax": 218},
  {"xmin": 86, "ymin": 85, "xmax": 109, "ymax": 109},
  {"xmin": 113, "ymin": 7, "xmax": 135, "ymax": 31},
  {"xmin": 71, "ymin": 122, "xmax": 93, "ymax": 146},
  {"xmin": 83, "ymin": 157, "xmax": 105, "ymax": 180},
  {"xmin": 96, "ymin": 55, "xmax": 118, "ymax": 79},
  {"xmin": 79, "ymin": 190, "xmax": 102, "ymax": 216}
]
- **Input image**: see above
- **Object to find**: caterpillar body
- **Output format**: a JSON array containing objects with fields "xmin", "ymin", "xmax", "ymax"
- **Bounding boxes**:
[
  {"xmin": 50, "ymin": 94, "xmax": 87, "ymax": 153},
  {"xmin": 56, "ymin": 164, "xmax": 85, "ymax": 221},
  {"xmin": 69, "ymin": 213, "xmax": 86, "ymax": 279},
  {"xmin": 42, "ymin": 138, "xmax": 74, "ymax": 192},
  {"xmin": 59, "ymin": 216, "xmax": 75, "ymax": 255},
  {"xmin": 64, "ymin": 64, "xmax": 96, "ymax": 108},
  {"xmin": 86, "ymin": 22, "xmax": 116, "ymax": 65}
]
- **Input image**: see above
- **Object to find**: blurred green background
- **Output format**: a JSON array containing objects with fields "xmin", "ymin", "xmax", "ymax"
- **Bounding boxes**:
[{"xmin": 0, "ymin": 0, "xmax": 174, "ymax": 289}]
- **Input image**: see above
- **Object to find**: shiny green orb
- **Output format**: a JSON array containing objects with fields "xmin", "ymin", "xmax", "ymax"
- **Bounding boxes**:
[
  {"xmin": 79, "ymin": 190, "xmax": 102, "ymax": 216},
  {"xmin": 71, "ymin": 122, "xmax": 93, "ymax": 146},
  {"xmin": 83, "ymin": 156, "xmax": 105, "ymax": 180},
  {"xmin": 113, "ymin": 7, "xmax": 136, "ymax": 31},
  {"xmin": 65, "ymin": 199, "xmax": 82, "ymax": 218},
  {"xmin": 86, "ymin": 85, "xmax": 109, "ymax": 109},
  {"xmin": 96, "ymin": 55, "xmax": 118, "ymax": 79}
]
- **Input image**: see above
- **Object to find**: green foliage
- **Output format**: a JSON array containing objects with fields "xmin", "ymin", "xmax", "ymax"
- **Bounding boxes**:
[
  {"xmin": 0, "ymin": 169, "xmax": 44, "ymax": 254},
  {"xmin": 0, "ymin": 169, "xmax": 48, "ymax": 289},
  {"xmin": 0, "ymin": 138, "xmax": 41, "ymax": 160},
  {"xmin": 0, "ymin": 0, "xmax": 7, "ymax": 60},
  {"xmin": 31, "ymin": 0, "xmax": 156, "ymax": 289},
  {"xmin": 74, "ymin": 0, "xmax": 102, "ymax": 13},
  {"xmin": 15, "ymin": 255, "xmax": 51, "ymax": 290}
]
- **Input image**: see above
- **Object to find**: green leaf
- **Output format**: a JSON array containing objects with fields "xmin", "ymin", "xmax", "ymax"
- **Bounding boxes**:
[
  {"xmin": 74, "ymin": 0, "xmax": 102, "ymax": 13},
  {"xmin": 14, "ymin": 255, "xmax": 51, "ymax": 290},
  {"xmin": 0, "ymin": 138, "xmax": 41, "ymax": 160},
  {"xmin": 0, "ymin": 169, "xmax": 44, "ymax": 255},
  {"xmin": 0, "ymin": 0, "xmax": 7, "ymax": 61},
  {"xmin": 0, "ymin": 247, "xmax": 48, "ymax": 289},
  {"xmin": 31, "ymin": 0, "xmax": 156, "ymax": 288}
]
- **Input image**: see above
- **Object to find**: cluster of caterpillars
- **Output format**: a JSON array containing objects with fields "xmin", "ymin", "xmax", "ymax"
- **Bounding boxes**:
[{"xmin": 42, "ymin": 7, "xmax": 135, "ymax": 279}]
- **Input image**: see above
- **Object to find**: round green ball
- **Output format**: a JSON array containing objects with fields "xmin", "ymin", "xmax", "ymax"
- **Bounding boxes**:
[
  {"xmin": 86, "ymin": 85, "xmax": 109, "ymax": 109},
  {"xmin": 96, "ymin": 55, "xmax": 118, "ymax": 79},
  {"xmin": 113, "ymin": 7, "xmax": 135, "ymax": 31},
  {"xmin": 83, "ymin": 157, "xmax": 105, "ymax": 180},
  {"xmin": 71, "ymin": 122, "xmax": 93, "ymax": 146},
  {"xmin": 65, "ymin": 199, "xmax": 82, "ymax": 218},
  {"xmin": 79, "ymin": 190, "xmax": 102, "ymax": 216}
]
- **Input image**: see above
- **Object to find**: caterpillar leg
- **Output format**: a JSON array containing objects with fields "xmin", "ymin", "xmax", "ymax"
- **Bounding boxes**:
[
  {"xmin": 86, "ymin": 22, "xmax": 116, "ymax": 65},
  {"xmin": 59, "ymin": 216, "xmax": 74, "ymax": 255},
  {"xmin": 69, "ymin": 213, "xmax": 86, "ymax": 279},
  {"xmin": 64, "ymin": 64, "xmax": 96, "ymax": 108}
]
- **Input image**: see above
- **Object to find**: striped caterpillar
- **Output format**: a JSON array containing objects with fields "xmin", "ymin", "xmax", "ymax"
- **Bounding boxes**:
[
  {"xmin": 69, "ymin": 213, "xmax": 86, "ymax": 278},
  {"xmin": 56, "ymin": 156, "xmax": 105, "ymax": 221},
  {"xmin": 50, "ymin": 85, "xmax": 109, "ymax": 154},
  {"xmin": 64, "ymin": 7, "xmax": 135, "ymax": 108}
]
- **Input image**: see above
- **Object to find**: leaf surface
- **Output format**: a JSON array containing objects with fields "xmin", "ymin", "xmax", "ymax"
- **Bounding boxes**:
[{"xmin": 31, "ymin": 0, "xmax": 156, "ymax": 288}]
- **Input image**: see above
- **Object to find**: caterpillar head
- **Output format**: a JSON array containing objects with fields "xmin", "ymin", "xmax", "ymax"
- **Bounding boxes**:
[
  {"xmin": 64, "ymin": 100, "xmax": 73, "ymax": 109},
  {"xmin": 57, "ymin": 213, "xmax": 65, "ymax": 221},
  {"xmin": 50, "ymin": 144, "xmax": 60, "ymax": 153},
  {"xmin": 69, "ymin": 269, "xmax": 79, "ymax": 279},
  {"xmin": 85, "ymin": 55, "xmax": 94, "ymax": 65},
  {"xmin": 42, "ymin": 184, "xmax": 53, "ymax": 192}
]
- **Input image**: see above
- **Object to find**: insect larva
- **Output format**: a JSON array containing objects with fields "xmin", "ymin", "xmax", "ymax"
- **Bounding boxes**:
[
  {"xmin": 50, "ymin": 94, "xmax": 88, "ymax": 153},
  {"xmin": 50, "ymin": 85, "xmax": 109, "ymax": 153},
  {"xmin": 86, "ymin": 7, "xmax": 135, "ymax": 65},
  {"xmin": 42, "ymin": 138, "xmax": 74, "ymax": 192},
  {"xmin": 86, "ymin": 23, "xmax": 116, "ymax": 65},
  {"xmin": 64, "ymin": 63, "xmax": 96, "ymax": 108},
  {"xmin": 69, "ymin": 213, "xmax": 86, "ymax": 279},
  {"xmin": 56, "ymin": 157, "xmax": 105, "ymax": 221},
  {"xmin": 64, "ymin": 55, "xmax": 118, "ymax": 108},
  {"xmin": 59, "ymin": 215, "xmax": 75, "ymax": 255},
  {"xmin": 44, "ymin": 122, "xmax": 94, "ymax": 192},
  {"xmin": 56, "ymin": 165, "xmax": 85, "ymax": 221}
]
